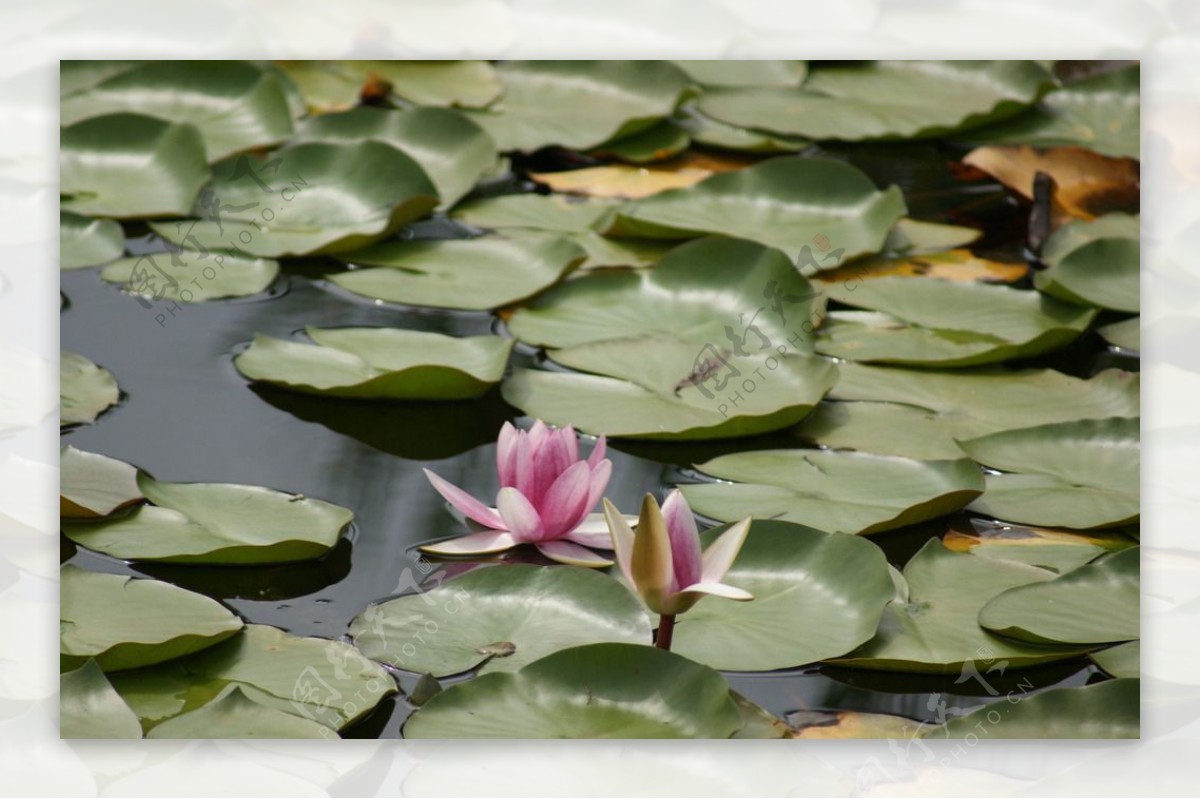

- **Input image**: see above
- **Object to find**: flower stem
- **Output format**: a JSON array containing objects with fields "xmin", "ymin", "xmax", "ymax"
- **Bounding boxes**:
[{"xmin": 656, "ymin": 614, "xmax": 676, "ymax": 651}]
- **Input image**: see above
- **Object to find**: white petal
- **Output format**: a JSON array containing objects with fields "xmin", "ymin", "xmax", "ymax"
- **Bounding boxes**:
[
  {"xmin": 419, "ymin": 530, "xmax": 519, "ymax": 556},
  {"xmin": 536, "ymin": 540, "xmax": 614, "ymax": 568},
  {"xmin": 700, "ymin": 516, "xmax": 752, "ymax": 583},
  {"xmin": 680, "ymin": 581, "xmax": 754, "ymax": 601}
]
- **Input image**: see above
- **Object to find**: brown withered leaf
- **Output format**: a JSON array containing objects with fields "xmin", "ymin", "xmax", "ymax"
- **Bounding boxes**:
[
  {"xmin": 814, "ymin": 249, "xmax": 1028, "ymax": 285},
  {"xmin": 962, "ymin": 145, "xmax": 1139, "ymax": 226},
  {"xmin": 529, "ymin": 150, "xmax": 755, "ymax": 199}
]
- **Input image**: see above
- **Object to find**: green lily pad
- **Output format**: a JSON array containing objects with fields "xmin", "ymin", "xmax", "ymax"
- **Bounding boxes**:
[
  {"xmin": 61, "ymin": 660, "xmax": 143, "ymax": 739},
  {"xmin": 331, "ymin": 233, "xmax": 585, "ymax": 310},
  {"xmin": 959, "ymin": 417, "xmax": 1139, "ymax": 529},
  {"xmin": 671, "ymin": 521, "xmax": 893, "ymax": 671},
  {"xmin": 674, "ymin": 107, "xmax": 806, "ymax": 154},
  {"xmin": 1099, "ymin": 317, "xmax": 1139, "ymax": 351},
  {"xmin": 979, "ymin": 547, "xmax": 1139, "ymax": 645},
  {"xmin": 111, "ymin": 624, "xmax": 395, "ymax": 733},
  {"xmin": 60, "ymin": 211, "xmax": 124, "ymax": 269},
  {"xmin": 802, "ymin": 363, "xmax": 1139, "ymax": 459},
  {"xmin": 60, "ymin": 565, "xmax": 244, "ymax": 672},
  {"xmin": 592, "ymin": 121, "xmax": 691, "ymax": 163},
  {"xmin": 958, "ymin": 66, "xmax": 1139, "ymax": 159},
  {"xmin": 59, "ymin": 60, "xmax": 294, "ymax": 161},
  {"xmin": 698, "ymin": 61, "xmax": 1051, "ymax": 141},
  {"xmin": 60, "ymin": 446, "xmax": 143, "ymax": 518},
  {"xmin": 294, "ymin": 106, "xmax": 498, "ymax": 208},
  {"xmin": 681, "ymin": 450, "xmax": 982, "ymax": 534},
  {"xmin": 504, "ymin": 337, "xmax": 836, "ymax": 441},
  {"xmin": 463, "ymin": 61, "xmax": 691, "ymax": 152},
  {"xmin": 830, "ymin": 540, "xmax": 1088, "ymax": 673},
  {"xmin": 100, "ymin": 250, "xmax": 279, "ymax": 303},
  {"xmin": 815, "ymin": 276, "xmax": 1096, "ymax": 367},
  {"xmin": 61, "ymin": 113, "xmax": 211, "ymax": 218},
  {"xmin": 936, "ymin": 679, "xmax": 1139, "ymax": 739},
  {"xmin": 674, "ymin": 60, "xmax": 807, "ymax": 88},
  {"xmin": 508, "ymin": 236, "xmax": 824, "ymax": 349},
  {"xmin": 234, "ymin": 327, "xmax": 513, "ymax": 400},
  {"xmin": 943, "ymin": 518, "xmax": 1136, "ymax": 574},
  {"xmin": 150, "ymin": 142, "xmax": 437, "ymax": 257},
  {"xmin": 403, "ymin": 643, "xmax": 741, "ymax": 739},
  {"xmin": 60, "ymin": 351, "xmax": 119, "ymax": 426},
  {"xmin": 451, "ymin": 193, "xmax": 619, "ymax": 233},
  {"xmin": 64, "ymin": 472, "xmax": 353, "ymax": 565},
  {"xmin": 146, "ymin": 685, "xmax": 331, "ymax": 739},
  {"xmin": 1092, "ymin": 641, "xmax": 1140, "ymax": 678},
  {"xmin": 1035, "ymin": 217, "xmax": 1139, "ymax": 312},
  {"xmin": 350, "ymin": 565, "xmax": 652, "ymax": 678},
  {"xmin": 571, "ymin": 232, "xmax": 674, "ymax": 270},
  {"xmin": 275, "ymin": 60, "xmax": 501, "ymax": 111},
  {"xmin": 61, "ymin": 61, "xmax": 142, "ymax": 97},
  {"xmin": 606, "ymin": 157, "xmax": 906, "ymax": 263},
  {"xmin": 884, "ymin": 218, "xmax": 983, "ymax": 254}
]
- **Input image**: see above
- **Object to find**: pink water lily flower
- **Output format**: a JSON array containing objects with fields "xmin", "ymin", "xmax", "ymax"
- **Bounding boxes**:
[
  {"xmin": 603, "ymin": 490, "xmax": 752, "ymax": 649},
  {"xmin": 420, "ymin": 420, "xmax": 615, "ymax": 567}
]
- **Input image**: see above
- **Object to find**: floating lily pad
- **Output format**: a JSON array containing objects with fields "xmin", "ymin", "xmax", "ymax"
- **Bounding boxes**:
[
  {"xmin": 61, "ymin": 113, "xmax": 211, "ymax": 218},
  {"xmin": 1092, "ymin": 641, "xmax": 1140, "ymax": 678},
  {"xmin": 816, "ymin": 248, "xmax": 1024, "ymax": 285},
  {"xmin": 671, "ymin": 521, "xmax": 893, "ymax": 671},
  {"xmin": 294, "ymin": 106, "xmax": 498, "ymax": 208},
  {"xmin": 64, "ymin": 472, "xmax": 353, "ymax": 565},
  {"xmin": 504, "ymin": 337, "xmax": 836, "ymax": 441},
  {"xmin": 451, "ymin": 194, "xmax": 619, "ymax": 233},
  {"xmin": 403, "ymin": 643, "xmax": 741, "ymax": 739},
  {"xmin": 674, "ymin": 107, "xmax": 806, "ymax": 154},
  {"xmin": 571, "ymin": 232, "xmax": 674, "ymax": 270},
  {"xmin": 275, "ymin": 60, "xmax": 501, "ymax": 112},
  {"xmin": 606, "ymin": 157, "xmax": 906, "ymax": 263},
  {"xmin": 674, "ymin": 60, "xmax": 807, "ymax": 88},
  {"xmin": 800, "ymin": 363, "xmax": 1139, "ymax": 459},
  {"xmin": 330, "ymin": 233, "xmax": 585, "ymax": 310},
  {"xmin": 60, "ymin": 211, "xmax": 124, "ymax": 269},
  {"xmin": 111, "ymin": 624, "xmax": 395, "ymax": 733},
  {"xmin": 1035, "ymin": 214, "xmax": 1139, "ymax": 312},
  {"xmin": 59, "ymin": 60, "xmax": 294, "ymax": 161},
  {"xmin": 151, "ymin": 142, "xmax": 438, "ymax": 257},
  {"xmin": 960, "ymin": 417, "xmax": 1139, "ymax": 529},
  {"xmin": 60, "ymin": 660, "xmax": 143, "ymax": 739},
  {"xmin": 1099, "ymin": 317, "xmax": 1139, "ymax": 351},
  {"xmin": 958, "ymin": 66, "xmax": 1139, "ymax": 159},
  {"xmin": 61, "ymin": 61, "xmax": 143, "ymax": 97},
  {"xmin": 234, "ymin": 327, "xmax": 513, "ymax": 400},
  {"xmin": 883, "ymin": 219, "xmax": 983, "ymax": 254},
  {"xmin": 101, "ymin": 250, "xmax": 279, "ymax": 303},
  {"xmin": 591, "ymin": 121, "xmax": 691, "ymax": 163},
  {"xmin": 979, "ymin": 547, "xmax": 1139, "ymax": 645},
  {"xmin": 815, "ymin": 276, "xmax": 1096, "ymax": 367},
  {"xmin": 60, "ymin": 446, "xmax": 142, "ymax": 518},
  {"xmin": 698, "ymin": 61, "xmax": 1051, "ymax": 141},
  {"xmin": 830, "ymin": 540, "xmax": 1087, "ymax": 673},
  {"xmin": 943, "ymin": 517, "xmax": 1136, "ymax": 574},
  {"xmin": 786, "ymin": 710, "xmax": 926, "ymax": 739},
  {"xmin": 508, "ymin": 236, "xmax": 824, "ymax": 349},
  {"xmin": 350, "ymin": 565, "xmax": 652, "ymax": 678},
  {"xmin": 146, "ymin": 686, "xmax": 331, "ymax": 739},
  {"xmin": 60, "ymin": 351, "xmax": 119, "ymax": 425},
  {"xmin": 681, "ymin": 450, "xmax": 982, "ymax": 535},
  {"xmin": 463, "ymin": 61, "xmax": 691, "ymax": 152},
  {"xmin": 936, "ymin": 679, "xmax": 1139, "ymax": 739},
  {"xmin": 60, "ymin": 565, "xmax": 244, "ymax": 672}
]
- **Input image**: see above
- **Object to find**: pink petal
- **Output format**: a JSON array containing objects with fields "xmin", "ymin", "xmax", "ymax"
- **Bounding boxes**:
[
  {"xmin": 585, "ymin": 458, "xmax": 612, "ymax": 510},
  {"xmin": 527, "ymin": 419, "xmax": 549, "ymax": 456},
  {"xmin": 662, "ymin": 489, "xmax": 702, "ymax": 591},
  {"xmin": 496, "ymin": 486, "xmax": 544, "ymax": 543},
  {"xmin": 602, "ymin": 498, "xmax": 636, "ymax": 587},
  {"xmin": 536, "ymin": 461, "xmax": 592, "ymax": 540},
  {"xmin": 533, "ymin": 428, "xmax": 574, "ymax": 503},
  {"xmin": 536, "ymin": 540, "xmax": 614, "ymax": 568},
  {"xmin": 700, "ymin": 517, "xmax": 752, "ymax": 584},
  {"xmin": 423, "ymin": 469, "xmax": 505, "ymax": 529},
  {"xmin": 679, "ymin": 581, "xmax": 754, "ymax": 601},
  {"xmin": 419, "ymin": 530, "xmax": 518, "ymax": 556},
  {"xmin": 560, "ymin": 425, "xmax": 580, "ymax": 464},
  {"xmin": 587, "ymin": 435, "xmax": 607, "ymax": 468},
  {"xmin": 496, "ymin": 422, "xmax": 519, "ymax": 487},
  {"xmin": 511, "ymin": 433, "xmax": 535, "ymax": 499}
]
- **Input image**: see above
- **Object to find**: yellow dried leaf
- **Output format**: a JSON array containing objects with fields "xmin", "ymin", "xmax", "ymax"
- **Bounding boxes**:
[
  {"xmin": 815, "ymin": 249, "xmax": 1028, "ymax": 285},
  {"xmin": 529, "ymin": 151, "xmax": 755, "ymax": 199}
]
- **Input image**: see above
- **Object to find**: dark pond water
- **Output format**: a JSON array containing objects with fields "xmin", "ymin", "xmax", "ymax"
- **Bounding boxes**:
[{"xmin": 60, "ymin": 143, "xmax": 1134, "ymax": 738}]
